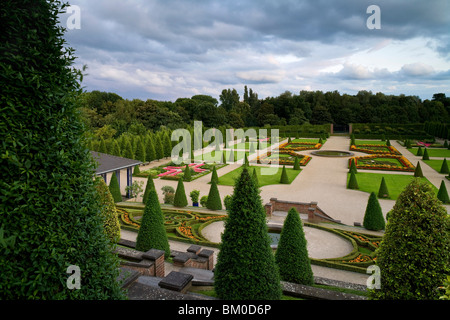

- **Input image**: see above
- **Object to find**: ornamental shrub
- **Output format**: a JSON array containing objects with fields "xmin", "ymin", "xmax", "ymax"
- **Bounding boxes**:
[
  {"xmin": 0, "ymin": 0, "xmax": 125, "ymax": 299},
  {"xmin": 135, "ymin": 189, "xmax": 170, "ymax": 258},
  {"xmin": 414, "ymin": 162, "xmax": 424, "ymax": 177},
  {"xmin": 94, "ymin": 178, "xmax": 121, "ymax": 244},
  {"xmin": 133, "ymin": 165, "xmax": 141, "ymax": 175},
  {"xmin": 134, "ymin": 138, "xmax": 146, "ymax": 163},
  {"xmin": 370, "ymin": 179, "xmax": 450, "ymax": 300},
  {"xmin": 252, "ymin": 167, "xmax": 259, "ymax": 187},
  {"xmin": 293, "ymin": 157, "xmax": 301, "ymax": 170},
  {"xmin": 206, "ymin": 180, "xmax": 222, "ymax": 210},
  {"xmin": 280, "ymin": 165, "xmax": 290, "ymax": 184},
  {"xmin": 275, "ymin": 208, "xmax": 314, "ymax": 285},
  {"xmin": 223, "ymin": 194, "xmax": 233, "ymax": 210},
  {"xmin": 142, "ymin": 175, "xmax": 155, "ymax": 204},
  {"xmin": 378, "ymin": 177, "xmax": 390, "ymax": 199},
  {"xmin": 440, "ymin": 158, "xmax": 449, "ymax": 174},
  {"xmin": 416, "ymin": 146, "xmax": 423, "ymax": 156},
  {"xmin": 145, "ymin": 136, "xmax": 156, "ymax": 162},
  {"xmin": 349, "ymin": 158, "xmax": 358, "ymax": 174},
  {"xmin": 200, "ymin": 195, "xmax": 209, "ymax": 207},
  {"xmin": 183, "ymin": 163, "xmax": 191, "ymax": 181},
  {"xmin": 363, "ymin": 192, "xmax": 385, "ymax": 231},
  {"xmin": 214, "ymin": 167, "xmax": 282, "ymax": 300},
  {"xmin": 210, "ymin": 165, "xmax": 219, "ymax": 184},
  {"xmin": 347, "ymin": 171, "xmax": 359, "ymax": 189},
  {"xmin": 437, "ymin": 180, "xmax": 449, "ymax": 204},
  {"xmin": 173, "ymin": 178, "xmax": 188, "ymax": 207},
  {"xmin": 422, "ymin": 148, "xmax": 430, "ymax": 160},
  {"xmin": 109, "ymin": 172, "xmax": 123, "ymax": 203}
]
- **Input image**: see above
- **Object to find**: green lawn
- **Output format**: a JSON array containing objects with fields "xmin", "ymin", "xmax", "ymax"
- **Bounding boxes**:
[
  {"xmin": 422, "ymin": 159, "xmax": 449, "ymax": 174},
  {"xmin": 218, "ymin": 165, "xmax": 301, "ymax": 187},
  {"xmin": 291, "ymin": 138, "xmax": 320, "ymax": 143},
  {"xmin": 355, "ymin": 140, "xmax": 387, "ymax": 145},
  {"xmin": 196, "ymin": 150, "xmax": 250, "ymax": 163},
  {"xmin": 347, "ymin": 172, "xmax": 438, "ymax": 200},
  {"xmin": 407, "ymin": 148, "xmax": 450, "ymax": 158}
]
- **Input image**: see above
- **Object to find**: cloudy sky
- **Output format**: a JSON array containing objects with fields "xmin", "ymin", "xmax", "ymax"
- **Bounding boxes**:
[{"xmin": 61, "ymin": 0, "xmax": 450, "ymax": 102}]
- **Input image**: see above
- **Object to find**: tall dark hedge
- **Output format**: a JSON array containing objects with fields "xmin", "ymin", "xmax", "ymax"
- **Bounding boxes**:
[
  {"xmin": 370, "ymin": 179, "xmax": 450, "ymax": 300},
  {"xmin": 214, "ymin": 167, "xmax": 281, "ymax": 300},
  {"xmin": 275, "ymin": 208, "xmax": 314, "ymax": 285},
  {"xmin": 135, "ymin": 189, "xmax": 170, "ymax": 258},
  {"xmin": 0, "ymin": 0, "xmax": 125, "ymax": 299}
]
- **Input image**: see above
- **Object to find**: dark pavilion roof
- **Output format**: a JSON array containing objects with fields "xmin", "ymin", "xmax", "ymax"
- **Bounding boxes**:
[{"xmin": 90, "ymin": 151, "xmax": 142, "ymax": 175}]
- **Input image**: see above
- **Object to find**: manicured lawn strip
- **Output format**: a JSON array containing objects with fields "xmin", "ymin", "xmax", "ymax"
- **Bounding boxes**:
[
  {"xmin": 407, "ymin": 148, "xmax": 450, "ymax": 158},
  {"xmin": 422, "ymin": 159, "xmax": 448, "ymax": 174},
  {"xmin": 346, "ymin": 172, "xmax": 438, "ymax": 199},
  {"xmin": 291, "ymin": 138, "xmax": 320, "ymax": 143},
  {"xmin": 196, "ymin": 150, "xmax": 250, "ymax": 163},
  {"xmin": 218, "ymin": 165, "xmax": 301, "ymax": 187},
  {"xmin": 355, "ymin": 140, "xmax": 386, "ymax": 145}
]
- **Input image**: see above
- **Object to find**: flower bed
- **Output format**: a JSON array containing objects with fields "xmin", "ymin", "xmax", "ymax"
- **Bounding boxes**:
[
  {"xmin": 257, "ymin": 151, "xmax": 311, "ymax": 166},
  {"xmin": 350, "ymin": 144, "xmax": 401, "ymax": 155},
  {"xmin": 137, "ymin": 161, "xmax": 226, "ymax": 181},
  {"xmin": 277, "ymin": 142, "xmax": 322, "ymax": 151},
  {"xmin": 349, "ymin": 154, "xmax": 415, "ymax": 172},
  {"xmin": 158, "ymin": 163, "xmax": 206, "ymax": 177}
]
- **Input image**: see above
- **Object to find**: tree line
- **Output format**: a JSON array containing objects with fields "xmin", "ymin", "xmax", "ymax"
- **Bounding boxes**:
[{"xmin": 79, "ymin": 88, "xmax": 450, "ymax": 138}]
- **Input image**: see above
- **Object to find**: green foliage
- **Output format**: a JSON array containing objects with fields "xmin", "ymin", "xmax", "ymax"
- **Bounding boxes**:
[
  {"xmin": 386, "ymin": 139, "xmax": 391, "ymax": 147},
  {"xmin": 377, "ymin": 177, "xmax": 389, "ymax": 199},
  {"xmin": 145, "ymin": 136, "xmax": 156, "ymax": 162},
  {"xmin": 200, "ymin": 195, "xmax": 209, "ymax": 207},
  {"xmin": 214, "ymin": 168, "xmax": 282, "ymax": 300},
  {"xmin": 210, "ymin": 165, "xmax": 219, "ymax": 184},
  {"xmin": 94, "ymin": 178, "xmax": 121, "ymax": 243},
  {"xmin": 437, "ymin": 180, "xmax": 449, "ymax": 204},
  {"xmin": 349, "ymin": 158, "xmax": 358, "ymax": 174},
  {"xmin": 223, "ymin": 194, "xmax": 233, "ymax": 210},
  {"xmin": 280, "ymin": 165, "xmax": 290, "ymax": 184},
  {"xmin": 348, "ymin": 171, "xmax": 359, "ymax": 189},
  {"xmin": 173, "ymin": 178, "xmax": 188, "ymax": 207},
  {"xmin": 133, "ymin": 165, "xmax": 141, "ymax": 175},
  {"xmin": 252, "ymin": 167, "xmax": 259, "ymax": 187},
  {"xmin": 293, "ymin": 156, "xmax": 300, "ymax": 170},
  {"xmin": 275, "ymin": 208, "xmax": 314, "ymax": 285},
  {"xmin": 414, "ymin": 162, "xmax": 424, "ymax": 177},
  {"xmin": 440, "ymin": 158, "xmax": 449, "ymax": 174},
  {"xmin": 422, "ymin": 148, "xmax": 430, "ymax": 160},
  {"xmin": 189, "ymin": 189, "xmax": 200, "ymax": 204},
  {"xmin": 161, "ymin": 185, "xmax": 175, "ymax": 204},
  {"xmin": 183, "ymin": 163, "xmax": 191, "ymax": 181},
  {"xmin": 206, "ymin": 180, "xmax": 222, "ymax": 210},
  {"xmin": 363, "ymin": 192, "xmax": 385, "ymax": 231},
  {"xmin": 142, "ymin": 175, "xmax": 155, "ymax": 204},
  {"xmin": 109, "ymin": 173, "xmax": 122, "ymax": 203},
  {"xmin": 135, "ymin": 190, "xmax": 170, "ymax": 257},
  {"xmin": 0, "ymin": 0, "xmax": 125, "ymax": 299},
  {"xmin": 370, "ymin": 179, "xmax": 450, "ymax": 300},
  {"xmin": 134, "ymin": 139, "xmax": 146, "ymax": 162},
  {"xmin": 416, "ymin": 146, "xmax": 423, "ymax": 156}
]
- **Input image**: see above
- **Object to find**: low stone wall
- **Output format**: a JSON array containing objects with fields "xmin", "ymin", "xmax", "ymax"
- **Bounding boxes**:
[
  {"xmin": 265, "ymin": 198, "xmax": 340, "ymax": 224},
  {"xmin": 172, "ymin": 245, "xmax": 215, "ymax": 271},
  {"xmin": 115, "ymin": 246, "xmax": 165, "ymax": 278}
]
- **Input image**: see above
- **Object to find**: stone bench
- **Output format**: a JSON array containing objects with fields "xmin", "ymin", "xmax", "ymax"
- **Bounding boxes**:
[{"xmin": 158, "ymin": 271, "xmax": 193, "ymax": 294}]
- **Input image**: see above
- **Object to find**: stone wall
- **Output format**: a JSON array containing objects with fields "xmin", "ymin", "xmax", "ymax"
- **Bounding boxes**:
[
  {"xmin": 172, "ymin": 245, "xmax": 215, "ymax": 270},
  {"xmin": 115, "ymin": 246, "xmax": 165, "ymax": 278},
  {"xmin": 265, "ymin": 198, "xmax": 340, "ymax": 224}
]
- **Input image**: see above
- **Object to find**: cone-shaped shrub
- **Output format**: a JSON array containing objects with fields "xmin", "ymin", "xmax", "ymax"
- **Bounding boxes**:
[
  {"xmin": 0, "ymin": 1, "xmax": 125, "ymax": 299},
  {"xmin": 206, "ymin": 180, "xmax": 222, "ymax": 210},
  {"xmin": 173, "ymin": 178, "xmax": 188, "ymax": 207},
  {"xmin": 363, "ymin": 192, "xmax": 385, "ymax": 231},
  {"xmin": 252, "ymin": 167, "xmax": 259, "ymax": 187},
  {"xmin": 349, "ymin": 158, "xmax": 358, "ymax": 174},
  {"xmin": 386, "ymin": 139, "xmax": 391, "ymax": 147},
  {"xmin": 214, "ymin": 168, "xmax": 281, "ymax": 300},
  {"xmin": 347, "ymin": 171, "xmax": 359, "ymax": 189},
  {"xmin": 135, "ymin": 190, "xmax": 170, "ymax": 257},
  {"xmin": 293, "ymin": 157, "xmax": 300, "ymax": 170},
  {"xmin": 422, "ymin": 148, "xmax": 430, "ymax": 160},
  {"xmin": 210, "ymin": 165, "xmax": 219, "ymax": 184},
  {"xmin": 142, "ymin": 175, "xmax": 155, "ymax": 204},
  {"xmin": 444, "ymin": 140, "xmax": 449, "ymax": 148},
  {"xmin": 440, "ymin": 158, "xmax": 449, "ymax": 174},
  {"xmin": 275, "ymin": 208, "xmax": 314, "ymax": 285},
  {"xmin": 109, "ymin": 172, "xmax": 123, "ymax": 203},
  {"xmin": 437, "ymin": 180, "xmax": 449, "ymax": 204},
  {"xmin": 370, "ymin": 179, "xmax": 450, "ymax": 300},
  {"xmin": 377, "ymin": 177, "xmax": 390, "ymax": 199},
  {"xmin": 183, "ymin": 163, "xmax": 191, "ymax": 181},
  {"xmin": 416, "ymin": 146, "xmax": 423, "ymax": 156},
  {"xmin": 244, "ymin": 153, "xmax": 249, "ymax": 166},
  {"xmin": 94, "ymin": 178, "xmax": 121, "ymax": 244},
  {"xmin": 280, "ymin": 165, "xmax": 290, "ymax": 184},
  {"xmin": 133, "ymin": 165, "xmax": 140, "ymax": 175},
  {"xmin": 414, "ymin": 162, "xmax": 424, "ymax": 177},
  {"xmin": 222, "ymin": 151, "xmax": 226, "ymax": 164}
]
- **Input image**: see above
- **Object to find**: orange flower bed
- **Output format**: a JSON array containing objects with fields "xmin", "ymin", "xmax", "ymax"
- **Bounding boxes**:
[
  {"xmin": 349, "ymin": 154, "xmax": 415, "ymax": 172},
  {"xmin": 278, "ymin": 142, "xmax": 322, "ymax": 151},
  {"xmin": 350, "ymin": 144, "xmax": 401, "ymax": 155},
  {"xmin": 257, "ymin": 151, "xmax": 311, "ymax": 166}
]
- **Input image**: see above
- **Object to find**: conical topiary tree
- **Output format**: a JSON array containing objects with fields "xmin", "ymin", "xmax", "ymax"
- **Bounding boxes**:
[
  {"xmin": 183, "ymin": 163, "xmax": 191, "ymax": 181},
  {"xmin": 0, "ymin": 0, "xmax": 125, "ymax": 299},
  {"xmin": 349, "ymin": 158, "xmax": 358, "ymax": 174},
  {"xmin": 206, "ymin": 180, "xmax": 222, "ymax": 210},
  {"xmin": 280, "ymin": 165, "xmax": 290, "ymax": 184},
  {"xmin": 94, "ymin": 178, "xmax": 121, "ymax": 244},
  {"xmin": 142, "ymin": 174, "xmax": 155, "ymax": 204},
  {"xmin": 133, "ymin": 165, "xmax": 140, "ymax": 175},
  {"xmin": 378, "ymin": 177, "xmax": 389, "ymax": 199},
  {"xmin": 440, "ymin": 158, "xmax": 449, "ymax": 174},
  {"xmin": 173, "ymin": 178, "xmax": 188, "ymax": 207},
  {"xmin": 214, "ymin": 167, "xmax": 282, "ymax": 300},
  {"xmin": 135, "ymin": 189, "xmax": 170, "ymax": 258},
  {"xmin": 414, "ymin": 162, "xmax": 424, "ymax": 177},
  {"xmin": 293, "ymin": 156, "xmax": 300, "ymax": 170},
  {"xmin": 370, "ymin": 179, "xmax": 450, "ymax": 300},
  {"xmin": 109, "ymin": 172, "xmax": 123, "ymax": 203},
  {"xmin": 422, "ymin": 148, "xmax": 430, "ymax": 160},
  {"xmin": 275, "ymin": 208, "xmax": 314, "ymax": 285},
  {"xmin": 347, "ymin": 171, "xmax": 359, "ymax": 189},
  {"xmin": 363, "ymin": 192, "xmax": 385, "ymax": 231},
  {"xmin": 210, "ymin": 165, "xmax": 219, "ymax": 184},
  {"xmin": 252, "ymin": 167, "xmax": 259, "ymax": 187},
  {"xmin": 437, "ymin": 180, "xmax": 449, "ymax": 204},
  {"xmin": 416, "ymin": 146, "xmax": 423, "ymax": 156}
]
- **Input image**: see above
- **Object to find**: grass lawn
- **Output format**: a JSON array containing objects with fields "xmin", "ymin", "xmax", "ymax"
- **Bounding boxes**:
[
  {"xmin": 291, "ymin": 138, "xmax": 320, "ymax": 143},
  {"xmin": 422, "ymin": 159, "xmax": 449, "ymax": 174},
  {"xmin": 196, "ymin": 150, "xmax": 250, "ymax": 163},
  {"xmin": 218, "ymin": 165, "xmax": 301, "ymax": 187},
  {"xmin": 347, "ymin": 172, "xmax": 439, "ymax": 199},
  {"xmin": 407, "ymin": 148, "xmax": 450, "ymax": 158},
  {"xmin": 354, "ymin": 140, "xmax": 386, "ymax": 145}
]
